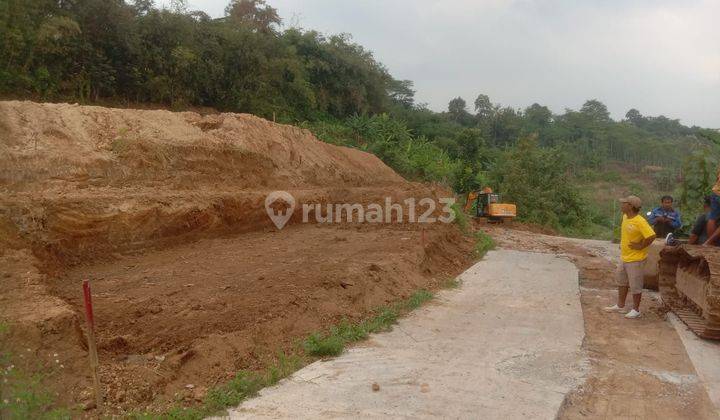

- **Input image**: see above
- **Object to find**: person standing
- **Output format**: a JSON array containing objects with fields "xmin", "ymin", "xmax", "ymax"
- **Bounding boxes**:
[
  {"xmin": 647, "ymin": 195, "xmax": 682, "ymax": 239},
  {"xmin": 604, "ymin": 195, "xmax": 657, "ymax": 319}
]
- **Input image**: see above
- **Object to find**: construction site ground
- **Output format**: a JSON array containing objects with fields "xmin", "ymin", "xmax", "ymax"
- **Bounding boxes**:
[
  {"xmin": 3, "ymin": 222, "xmax": 474, "ymax": 415},
  {"xmin": 0, "ymin": 101, "xmax": 475, "ymax": 415},
  {"xmin": 1, "ymin": 101, "xmax": 720, "ymax": 418},
  {"xmin": 208, "ymin": 225, "xmax": 720, "ymax": 419}
]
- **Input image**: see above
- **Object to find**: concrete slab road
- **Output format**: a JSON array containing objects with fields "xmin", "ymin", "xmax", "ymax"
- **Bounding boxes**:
[{"xmin": 217, "ymin": 250, "xmax": 588, "ymax": 419}]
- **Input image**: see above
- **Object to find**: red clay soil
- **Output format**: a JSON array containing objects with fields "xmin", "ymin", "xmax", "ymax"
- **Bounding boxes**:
[{"xmin": 0, "ymin": 101, "xmax": 475, "ymax": 414}]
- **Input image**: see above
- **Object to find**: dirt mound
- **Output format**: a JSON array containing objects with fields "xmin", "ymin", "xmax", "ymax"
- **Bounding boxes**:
[
  {"xmin": 0, "ymin": 100, "xmax": 418, "ymax": 265},
  {"xmin": 0, "ymin": 100, "xmax": 403, "ymax": 192},
  {"xmin": 0, "ymin": 101, "xmax": 475, "ymax": 415}
]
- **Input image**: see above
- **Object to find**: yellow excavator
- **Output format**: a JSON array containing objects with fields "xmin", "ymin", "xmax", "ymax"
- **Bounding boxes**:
[{"xmin": 463, "ymin": 187, "xmax": 517, "ymax": 222}]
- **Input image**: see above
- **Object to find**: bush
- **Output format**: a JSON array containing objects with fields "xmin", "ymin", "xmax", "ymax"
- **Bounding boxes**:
[
  {"xmin": 305, "ymin": 115, "xmax": 460, "ymax": 185},
  {"xmin": 474, "ymin": 231, "xmax": 495, "ymax": 257},
  {"xmin": 490, "ymin": 136, "xmax": 589, "ymax": 230},
  {"xmin": 303, "ymin": 333, "xmax": 345, "ymax": 357},
  {"xmin": 451, "ymin": 203, "xmax": 470, "ymax": 234}
]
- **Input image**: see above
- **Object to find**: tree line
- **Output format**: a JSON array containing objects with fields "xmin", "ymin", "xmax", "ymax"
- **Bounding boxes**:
[
  {"xmin": 3, "ymin": 0, "xmax": 719, "ymax": 234},
  {"xmin": 0, "ymin": 0, "xmax": 405, "ymax": 120}
]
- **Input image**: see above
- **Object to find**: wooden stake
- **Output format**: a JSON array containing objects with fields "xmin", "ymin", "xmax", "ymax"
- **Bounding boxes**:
[{"xmin": 82, "ymin": 280, "xmax": 103, "ymax": 409}]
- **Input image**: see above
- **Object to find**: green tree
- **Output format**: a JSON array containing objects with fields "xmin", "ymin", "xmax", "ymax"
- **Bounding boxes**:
[
  {"xmin": 625, "ymin": 108, "xmax": 644, "ymax": 125},
  {"xmin": 473, "ymin": 93, "xmax": 494, "ymax": 120},
  {"xmin": 679, "ymin": 149, "xmax": 718, "ymax": 213},
  {"xmin": 580, "ymin": 99, "xmax": 611, "ymax": 123},
  {"xmin": 489, "ymin": 107, "xmax": 521, "ymax": 147},
  {"xmin": 524, "ymin": 103, "xmax": 552, "ymax": 128},
  {"xmin": 448, "ymin": 97, "xmax": 468, "ymax": 123},
  {"xmin": 225, "ymin": 0, "xmax": 281, "ymax": 33},
  {"xmin": 491, "ymin": 136, "xmax": 588, "ymax": 228},
  {"xmin": 387, "ymin": 79, "xmax": 415, "ymax": 108}
]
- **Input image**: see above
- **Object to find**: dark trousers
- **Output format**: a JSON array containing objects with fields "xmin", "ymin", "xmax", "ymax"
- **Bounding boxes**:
[{"xmin": 653, "ymin": 223, "xmax": 674, "ymax": 239}]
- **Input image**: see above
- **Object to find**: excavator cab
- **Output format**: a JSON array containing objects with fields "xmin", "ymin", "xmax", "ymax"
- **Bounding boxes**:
[{"xmin": 464, "ymin": 187, "xmax": 517, "ymax": 222}]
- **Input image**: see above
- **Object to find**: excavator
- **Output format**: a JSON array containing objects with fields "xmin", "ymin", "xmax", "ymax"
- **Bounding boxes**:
[{"xmin": 463, "ymin": 187, "xmax": 517, "ymax": 222}]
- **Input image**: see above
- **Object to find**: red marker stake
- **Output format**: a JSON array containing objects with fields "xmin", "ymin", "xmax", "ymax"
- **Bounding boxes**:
[{"xmin": 83, "ymin": 280, "xmax": 103, "ymax": 409}]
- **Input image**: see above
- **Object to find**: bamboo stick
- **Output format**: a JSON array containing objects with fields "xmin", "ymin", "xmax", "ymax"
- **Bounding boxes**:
[{"xmin": 82, "ymin": 280, "xmax": 103, "ymax": 409}]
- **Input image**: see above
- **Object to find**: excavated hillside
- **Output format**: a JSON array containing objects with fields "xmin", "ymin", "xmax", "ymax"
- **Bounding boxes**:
[
  {"xmin": 0, "ymin": 100, "xmax": 416, "ymax": 264},
  {"xmin": 0, "ymin": 101, "xmax": 475, "ymax": 414}
]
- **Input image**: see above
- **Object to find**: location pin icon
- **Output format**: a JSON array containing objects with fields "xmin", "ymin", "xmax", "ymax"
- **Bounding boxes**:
[{"xmin": 265, "ymin": 191, "xmax": 296, "ymax": 230}]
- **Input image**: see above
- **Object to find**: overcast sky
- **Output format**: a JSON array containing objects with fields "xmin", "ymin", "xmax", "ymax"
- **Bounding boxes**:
[{"xmin": 168, "ymin": 0, "xmax": 719, "ymax": 127}]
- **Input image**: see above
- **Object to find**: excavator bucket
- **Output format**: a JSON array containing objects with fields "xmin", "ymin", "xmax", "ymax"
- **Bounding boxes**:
[{"xmin": 657, "ymin": 245, "xmax": 720, "ymax": 340}]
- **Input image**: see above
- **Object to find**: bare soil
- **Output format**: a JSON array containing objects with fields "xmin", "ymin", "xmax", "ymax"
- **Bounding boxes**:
[
  {"xmin": 4, "ymin": 101, "xmax": 715, "ymax": 418},
  {"xmin": 0, "ymin": 101, "xmax": 475, "ymax": 415},
  {"xmin": 46, "ymin": 223, "xmax": 469, "ymax": 413}
]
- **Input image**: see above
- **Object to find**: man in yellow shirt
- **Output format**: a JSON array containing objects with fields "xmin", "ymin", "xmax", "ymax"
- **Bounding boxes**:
[{"xmin": 604, "ymin": 195, "xmax": 656, "ymax": 319}]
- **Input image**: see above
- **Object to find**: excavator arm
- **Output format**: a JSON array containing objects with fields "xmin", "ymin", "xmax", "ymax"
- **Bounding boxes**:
[{"xmin": 464, "ymin": 191, "xmax": 478, "ymax": 214}]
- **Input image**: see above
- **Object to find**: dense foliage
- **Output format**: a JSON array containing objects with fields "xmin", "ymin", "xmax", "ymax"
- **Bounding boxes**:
[
  {"xmin": 3, "ymin": 0, "xmax": 719, "ymax": 235},
  {"xmin": 0, "ymin": 0, "xmax": 397, "ymax": 120}
]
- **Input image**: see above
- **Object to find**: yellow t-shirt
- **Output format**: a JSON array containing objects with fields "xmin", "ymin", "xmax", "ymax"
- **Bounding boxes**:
[{"xmin": 620, "ymin": 214, "xmax": 656, "ymax": 262}]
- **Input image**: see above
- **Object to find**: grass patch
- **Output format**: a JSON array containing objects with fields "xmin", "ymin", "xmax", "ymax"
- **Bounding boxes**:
[
  {"xmin": 441, "ymin": 277, "xmax": 462, "ymax": 289},
  {"xmin": 129, "ymin": 352, "xmax": 300, "ymax": 420},
  {"xmin": 330, "ymin": 320, "xmax": 369, "ymax": 342},
  {"xmin": 0, "ymin": 323, "xmax": 71, "ymax": 420},
  {"xmin": 362, "ymin": 307, "xmax": 398, "ymax": 334},
  {"xmin": 303, "ymin": 288, "xmax": 433, "ymax": 358},
  {"xmin": 451, "ymin": 203, "xmax": 470, "ymax": 234},
  {"xmin": 401, "ymin": 289, "xmax": 433, "ymax": 311},
  {"xmin": 474, "ymin": 231, "xmax": 495, "ymax": 258},
  {"xmin": 265, "ymin": 352, "xmax": 302, "ymax": 386},
  {"xmin": 203, "ymin": 371, "xmax": 264, "ymax": 412},
  {"xmin": 303, "ymin": 333, "xmax": 345, "ymax": 357}
]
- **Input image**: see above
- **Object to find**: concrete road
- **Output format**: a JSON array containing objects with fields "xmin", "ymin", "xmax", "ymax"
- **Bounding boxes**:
[
  {"xmin": 669, "ymin": 313, "xmax": 720, "ymax": 414},
  {"xmin": 218, "ymin": 250, "xmax": 588, "ymax": 419}
]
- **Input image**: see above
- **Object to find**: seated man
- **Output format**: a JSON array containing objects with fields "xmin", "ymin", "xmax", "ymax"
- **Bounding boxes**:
[
  {"xmin": 648, "ymin": 195, "xmax": 682, "ymax": 238},
  {"xmin": 705, "ymin": 173, "xmax": 720, "ymax": 245},
  {"xmin": 689, "ymin": 196, "xmax": 712, "ymax": 245}
]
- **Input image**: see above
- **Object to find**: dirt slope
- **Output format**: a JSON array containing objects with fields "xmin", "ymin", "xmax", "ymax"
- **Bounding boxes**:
[
  {"xmin": 0, "ymin": 101, "xmax": 404, "ymax": 191},
  {"xmin": 0, "ymin": 100, "xmax": 416, "ymax": 264},
  {"xmin": 0, "ymin": 101, "xmax": 474, "ymax": 415}
]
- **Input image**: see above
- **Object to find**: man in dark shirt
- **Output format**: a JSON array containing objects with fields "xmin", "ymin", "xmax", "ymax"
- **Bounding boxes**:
[{"xmin": 689, "ymin": 196, "xmax": 712, "ymax": 245}]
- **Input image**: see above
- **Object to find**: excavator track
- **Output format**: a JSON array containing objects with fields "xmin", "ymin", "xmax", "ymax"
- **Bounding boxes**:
[{"xmin": 658, "ymin": 245, "xmax": 720, "ymax": 340}]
